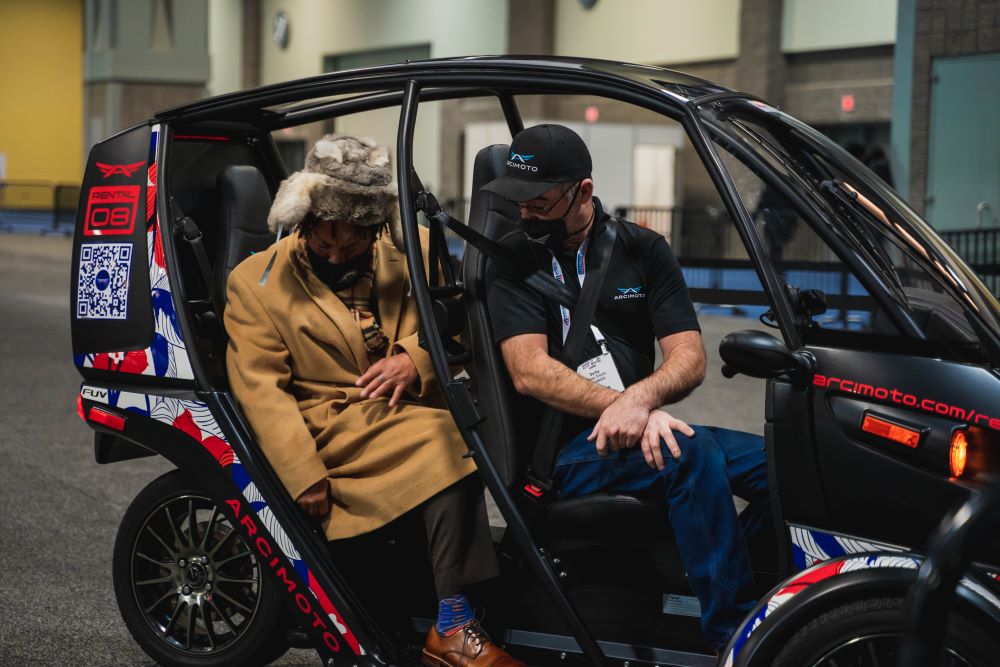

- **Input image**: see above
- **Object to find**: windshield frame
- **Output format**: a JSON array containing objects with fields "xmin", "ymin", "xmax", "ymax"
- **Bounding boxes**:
[{"xmin": 696, "ymin": 96, "xmax": 1000, "ymax": 353}]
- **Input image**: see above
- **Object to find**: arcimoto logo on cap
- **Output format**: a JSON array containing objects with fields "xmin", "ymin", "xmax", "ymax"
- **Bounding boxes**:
[{"xmin": 507, "ymin": 151, "xmax": 538, "ymax": 172}]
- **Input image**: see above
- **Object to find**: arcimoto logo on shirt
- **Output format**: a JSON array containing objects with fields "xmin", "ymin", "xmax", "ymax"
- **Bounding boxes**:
[{"xmin": 614, "ymin": 286, "xmax": 645, "ymax": 301}]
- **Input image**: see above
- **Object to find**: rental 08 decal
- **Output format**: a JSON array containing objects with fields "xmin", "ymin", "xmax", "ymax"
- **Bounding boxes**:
[{"xmin": 75, "ymin": 125, "xmax": 195, "ymax": 380}]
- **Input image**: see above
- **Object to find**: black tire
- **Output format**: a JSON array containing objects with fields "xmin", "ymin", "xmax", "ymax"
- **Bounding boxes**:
[
  {"xmin": 772, "ymin": 595, "xmax": 1000, "ymax": 667},
  {"xmin": 113, "ymin": 470, "xmax": 289, "ymax": 666}
]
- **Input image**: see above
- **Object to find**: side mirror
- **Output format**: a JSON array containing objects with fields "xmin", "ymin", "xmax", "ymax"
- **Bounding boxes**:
[{"xmin": 720, "ymin": 330, "xmax": 815, "ymax": 387}]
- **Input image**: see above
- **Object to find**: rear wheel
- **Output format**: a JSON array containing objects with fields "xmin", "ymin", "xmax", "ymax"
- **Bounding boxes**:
[
  {"xmin": 113, "ymin": 470, "xmax": 289, "ymax": 666},
  {"xmin": 772, "ymin": 596, "xmax": 1000, "ymax": 667}
]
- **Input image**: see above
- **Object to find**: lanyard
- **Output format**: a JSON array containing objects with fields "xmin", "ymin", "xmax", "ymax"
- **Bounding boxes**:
[{"xmin": 550, "ymin": 238, "xmax": 606, "ymax": 348}]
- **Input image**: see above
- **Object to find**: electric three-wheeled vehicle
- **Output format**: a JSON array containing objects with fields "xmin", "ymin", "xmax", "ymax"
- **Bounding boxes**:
[{"xmin": 71, "ymin": 57, "xmax": 1000, "ymax": 666}]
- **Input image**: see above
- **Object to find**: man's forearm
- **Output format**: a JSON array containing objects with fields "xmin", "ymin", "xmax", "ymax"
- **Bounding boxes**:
[
  {"xmin": 509, "ymin": 347, "xmax": 619, "ymax": 419},
  {"xmin": 625, "ymin": 338, "xmax": 705, "ymax": 411}
]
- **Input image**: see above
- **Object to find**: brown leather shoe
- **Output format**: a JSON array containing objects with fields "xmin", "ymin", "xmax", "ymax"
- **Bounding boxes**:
[{"xmin": 422, "ymin": 620, "xmax": 525, "ymax": 667}]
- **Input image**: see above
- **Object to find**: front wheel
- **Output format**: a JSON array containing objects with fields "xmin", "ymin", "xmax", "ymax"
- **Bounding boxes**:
[
  {"xmin": 113, "ymin": 470, "xmax": 289, "ymax": 666},
  {"xmin": 772, "ymin": 596, "xmax": 1000, "ymax": 667}
]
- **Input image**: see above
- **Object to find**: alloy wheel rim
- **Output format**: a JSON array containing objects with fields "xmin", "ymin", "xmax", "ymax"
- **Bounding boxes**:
[
  {"xmin": 130, "ymin": 494, "xmax": 262, "ymax": 655},
  {"xmin": 811, "ymin": 632, "xmax": 973, "ymax": 667}
]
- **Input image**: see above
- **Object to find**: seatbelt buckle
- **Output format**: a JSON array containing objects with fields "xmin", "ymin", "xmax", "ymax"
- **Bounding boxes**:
[
  {"xmin": 175, "ymin": 216, "xmax": 203, "ymax": 242},
  {"xmin": 522, "ymin": 474, "xmax": 554, "ymax": 503},
  {"xmin": 522, "ymin": 483, "xmax": 545, "ymax": 499}
]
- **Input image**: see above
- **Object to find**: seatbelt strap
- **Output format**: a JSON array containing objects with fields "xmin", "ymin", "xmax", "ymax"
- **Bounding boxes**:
[
  {"xmin": 427, "ymin": 209, "xmax": 456, "ymax": 287},
  {"xmin": 527, "ymin": 218, "xmax": 619, "ymax": 494},
  {"xmin": 174, "ymin": 213, "xmax": 225, "ymax": 318},
  {"xmin": 416, "ymin": 202, "xmax": 578, "ymax": 310}
]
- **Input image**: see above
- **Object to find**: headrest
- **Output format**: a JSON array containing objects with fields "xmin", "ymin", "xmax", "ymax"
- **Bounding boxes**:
[
  {"xmin": 469, "ymin": 144, "xmax": 516, "ymax": 235},
  {"xmin": 218, "ymin": 165, "xmax": 271, "ymax": 235},
  {"xmin": 472, "ymin": 144, "xmax": 510, "ymax": 190},
  {"xmin": 216, "ymin": 165, "xmax": 274, "ymax": 301}
]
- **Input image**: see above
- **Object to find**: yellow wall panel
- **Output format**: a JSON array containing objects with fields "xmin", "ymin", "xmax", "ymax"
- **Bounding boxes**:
[{"xmin": 0, "ymin": 0, "xmax": 83, "ymax": 183}]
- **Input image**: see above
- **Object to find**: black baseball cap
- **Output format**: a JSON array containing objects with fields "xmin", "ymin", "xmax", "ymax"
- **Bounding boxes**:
[{"xmin": 480, "ymin": 124, "xmax": 592, "ymax": 202}]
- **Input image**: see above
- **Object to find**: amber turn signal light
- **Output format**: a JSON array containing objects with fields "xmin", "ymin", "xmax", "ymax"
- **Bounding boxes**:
[
  {"xmin": 950, "ymin": 430, "xmax": 968, "ymax": 478},
  {"xmin": 862, "ymin": 414, "xmax": 921, "ymax": 448}
]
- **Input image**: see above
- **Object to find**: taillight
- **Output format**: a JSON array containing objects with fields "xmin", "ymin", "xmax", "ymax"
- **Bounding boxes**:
[
  {"xmin": 88, "ymin": 407, "xmax": 126, "ymax": 432},
  {"xmin": 950, "ymin": 430, "xmax": 968, "ymax": 478},
  {"xmin": 76, "ymin": 394, "xmax": 86, "ymax": 422}
]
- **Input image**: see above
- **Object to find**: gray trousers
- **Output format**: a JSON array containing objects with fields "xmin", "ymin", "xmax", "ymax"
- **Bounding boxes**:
[{"xmin": 421, "ymin": 475, "xmax": 501, "ymax": 599}]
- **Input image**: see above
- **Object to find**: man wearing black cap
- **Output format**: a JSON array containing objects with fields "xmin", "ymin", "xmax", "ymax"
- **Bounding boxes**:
[{"xmin": 482, "ymin": 124, "xmax": 769, "ymax": 652}]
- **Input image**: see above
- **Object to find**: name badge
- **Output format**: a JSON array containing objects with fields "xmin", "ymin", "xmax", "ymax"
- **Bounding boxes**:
[{"xmin": 577, "ymin": 351, "xmax": 625, "ymax": 392}]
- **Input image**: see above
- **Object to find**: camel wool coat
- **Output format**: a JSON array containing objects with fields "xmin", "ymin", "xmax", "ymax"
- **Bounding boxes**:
[{"xmin": 224, "ymin": 229, "xmax": 476, "ymax": 540}]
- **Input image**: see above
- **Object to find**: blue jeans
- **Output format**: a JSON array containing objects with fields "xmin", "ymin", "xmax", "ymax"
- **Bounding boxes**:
[{"xmin": 553, "ymin": 425, "xmax": 769, "ymax": 650}]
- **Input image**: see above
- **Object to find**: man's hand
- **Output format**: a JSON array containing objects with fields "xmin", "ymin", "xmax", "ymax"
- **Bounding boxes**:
[
  {"xmin": 356, "ymin": 352, "xmax": 419, "ymax": 406},
  {"xmin": 641, "ymin": 409, "xmax": 695, "ymax": 470},
  {"xmin": 587, "ymin": 394, "xmax": 650, "ymax": 456},
  {"xmin": 297, "ymin": 478, "xmax": 331, "ymax": 518}
]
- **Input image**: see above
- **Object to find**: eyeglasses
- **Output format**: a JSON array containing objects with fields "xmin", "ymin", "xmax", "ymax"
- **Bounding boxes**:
[{"xmin": 518, "ymin": 181, "xmax": 580, "ymax": 215}]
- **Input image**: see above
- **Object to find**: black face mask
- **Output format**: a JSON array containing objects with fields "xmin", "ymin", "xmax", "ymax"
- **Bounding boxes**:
[
  {"xmin": 518, "ymin": 184, "xmax": 580, "ymax": 250},
  {"xmin": 307, "ymin": 245, "xmax": 373, "ymax": 291},
  {"xmin": 519, "ymin": 217, "xmax": 569, "ymax": 250}
]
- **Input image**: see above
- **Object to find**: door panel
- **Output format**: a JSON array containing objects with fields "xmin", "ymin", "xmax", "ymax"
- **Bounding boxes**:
[
  {"xmin": 806, "ymin": 345, "xmax": 1000, "ymax": 557},
  {"xmin": 768, "ymin": 379, "xmax": 829, "ymax": 527}
]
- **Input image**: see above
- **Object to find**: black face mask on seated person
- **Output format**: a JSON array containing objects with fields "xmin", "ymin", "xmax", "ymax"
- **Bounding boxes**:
[
  {"xmin": 519, "ymin": 217, "xmax": 570, "ymax": 250},
  {"xmin": 306, "ymin": 244, "xmax": 374, "ymax": 292},
  {"xmin": 518, "ymin": 184, "xmax": 582, "ymax": 251}
]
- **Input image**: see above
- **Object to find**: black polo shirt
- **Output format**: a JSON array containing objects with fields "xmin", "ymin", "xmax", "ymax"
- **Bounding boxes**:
[{"xmin": 486, "ymin": 198, "xmax": 701, "ymax": 395}]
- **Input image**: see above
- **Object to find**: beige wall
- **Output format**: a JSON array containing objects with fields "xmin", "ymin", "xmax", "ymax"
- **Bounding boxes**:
[
  {"xmin": 257, "ymin": 0, "xmax": 508, "ymax": 188},
  {"xmin": 258, "ymin": 0, "xmax": 508, "ymax": 83},
  {"xmin": 553, "ymin": 0, "xmax": 739, "ymax": 65},
  {"xmin": 0, "ymin": 0, "xmax": 83, "ymax": 183},
  {"xmin": 782, "ymin": 0, "xmax": 896, "ymax": 53},
  {"xmin": 209, "ymin": 0, "xmax": 244, "ymax": 96}
]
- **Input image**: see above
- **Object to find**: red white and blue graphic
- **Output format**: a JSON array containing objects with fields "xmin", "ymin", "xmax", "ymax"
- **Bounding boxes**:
[
  {"xmin": 721, "ymin": 554, "xmax": 922, "ymax": 667},
  {"xmin": 721, "ymin": 527, "xmax": 1000, "ymax": 666},
  {"xmin": 81, "ymin": 386, "xmax": 364, "ymax": 656},
  {"xmin": 789, "ymin": 524, "xmax": 903, "ymax": 570},
  {"xmin": 76, "ymin": 125, "xmax": 194, "ymax": 380}
]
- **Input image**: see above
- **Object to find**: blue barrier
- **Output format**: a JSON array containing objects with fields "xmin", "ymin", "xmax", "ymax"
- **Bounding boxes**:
[{"xmin": 0, "ymin": 181, "xmax": 78, "ymax": 235}]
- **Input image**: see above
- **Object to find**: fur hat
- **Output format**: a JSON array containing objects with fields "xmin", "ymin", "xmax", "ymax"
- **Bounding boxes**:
[{"xmin": 267, "ymin": 135, "xmax": 399, "ymax": 237}]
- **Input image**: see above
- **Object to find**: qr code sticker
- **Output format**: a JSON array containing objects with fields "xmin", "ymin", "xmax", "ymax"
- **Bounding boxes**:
[{"xmin": 77, "ymin": 243, "xmax": 133, "ymax": 320}]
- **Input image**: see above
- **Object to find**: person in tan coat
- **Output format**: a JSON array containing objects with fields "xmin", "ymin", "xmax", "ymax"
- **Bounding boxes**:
[{"xmin": 225, "ymin": 135, "xmax": 523, "ymax": 667}]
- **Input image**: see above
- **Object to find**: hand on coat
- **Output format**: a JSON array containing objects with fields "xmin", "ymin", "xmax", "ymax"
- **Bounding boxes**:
[
  {"xmin": 356, "ymin": 352, "xmax": 419, "ymax": 407},
  {"xmin": 641, "ymin": 409, "xmax": 694, "ymax": 470},
  {"xmin": 587, "ymin": 393, "xmax": 650, "ymax": 456},
  {"xmin": 297, "ymin": 478, "xmax": 331, "ymax": 518}
]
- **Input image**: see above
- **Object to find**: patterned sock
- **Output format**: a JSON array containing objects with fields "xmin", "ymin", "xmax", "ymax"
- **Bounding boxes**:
[{"xmin": 435, "ymin": 594, "xmax": 474, "ymax": 636}]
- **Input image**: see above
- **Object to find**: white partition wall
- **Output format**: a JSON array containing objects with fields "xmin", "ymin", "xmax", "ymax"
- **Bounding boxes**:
[{"xmin": 463, "ymin": 121, "xmax": 685, "ymax": 234}]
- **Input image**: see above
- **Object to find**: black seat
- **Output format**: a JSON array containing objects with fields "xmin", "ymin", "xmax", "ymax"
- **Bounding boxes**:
[
  {"xmin": 462, "ymin": 144, "xmax": 665, "ymax": 540},
  {"xmin": 215, "ymin": 165, "xmax": 275, "ymax": 303}
]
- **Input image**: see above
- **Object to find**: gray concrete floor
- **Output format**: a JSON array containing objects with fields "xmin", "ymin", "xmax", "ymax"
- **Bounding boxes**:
[{"xmin": 0, "ymin": 234, "xmax": 766, "ymax": 665}]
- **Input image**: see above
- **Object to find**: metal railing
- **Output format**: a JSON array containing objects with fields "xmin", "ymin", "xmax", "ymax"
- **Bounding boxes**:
[
  {"xmin": 0, "ymin": 181, "xmax": 80, "ymax": 235},
  {"xmin": 435, "ymin": 200, "xmax": 1000, "ymax": 317},
  {"xmin": 613, "ymin": 206, "xmax": 862, "ymax": 324},
  {"xmin": 940, "ymin": 227, "xmax": 1000, "ymax": 296}
]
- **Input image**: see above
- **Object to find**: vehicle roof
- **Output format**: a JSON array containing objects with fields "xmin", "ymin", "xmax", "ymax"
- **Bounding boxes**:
[{"xmin": 154, "ymin": 55, "xmax": 731, "ymax": 124}]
